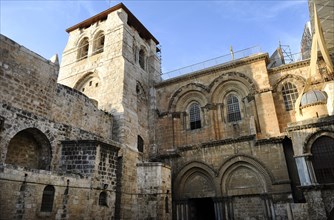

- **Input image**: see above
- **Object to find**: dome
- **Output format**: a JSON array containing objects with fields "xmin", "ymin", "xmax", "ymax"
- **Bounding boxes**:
[{"xmin": 300, "ymin": 90, "xmax": 327, "ymax": 107}]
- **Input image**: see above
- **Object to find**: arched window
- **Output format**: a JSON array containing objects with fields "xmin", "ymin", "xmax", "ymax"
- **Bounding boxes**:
[
  {"xmin": 189, "ymin": 103, "xmax": 201, "ymax": 130},
  {"xmin": 99, "ymin": 191, "xmax": 108, "ymax": 206},
  {"xmin": 282, "ymin": 82, "xmax": 299, "ymax": 111},
  {"xmin": 41, "ymin": 185, "xmax": 55, "ymax": 212},
  {"xmin": 137, "ymin": 135, "xmax": 144, "ymax": 153},
  {"xmin": 139, "ymin": 49, "xmax": 145, "ymax": 69},
  {"xmin": 226, "ymin": 94, "xmax": 241, "ymax": 122},
  {"xmin": 93, "ymin": 32, "xmax": 105, "ymax": 54},
  {"xmin": 311, "ymin": 136, "xmax": 334, "ymax": 184},
  {"xmin": 77, "ymin": 37, "xmax": 89, "ymax": 60}
]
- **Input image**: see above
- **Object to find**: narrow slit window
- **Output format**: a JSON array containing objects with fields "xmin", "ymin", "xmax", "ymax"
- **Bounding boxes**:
[
  {"xmin": 227, "ymin": 94, "xmax": 241, "ymax": 122},
  {"xmin": 99, "ymin": 191, "xmax": 108, "ymax": 206},
  {"xmin": 139, "ymin": 49, "xmax": 145, "ymax": 69},
  {"xmin": 189, "ymin": 103, "xmax": 201, "ymax": 130},
  {"xmin": 137, "ymin": 135, "xmax": 144, "ymax": 153}
]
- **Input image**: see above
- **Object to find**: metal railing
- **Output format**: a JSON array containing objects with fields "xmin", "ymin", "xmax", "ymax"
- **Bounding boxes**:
[{"xmin": 161, "ymin": 46, "xmax": 262, "ymax": 80}]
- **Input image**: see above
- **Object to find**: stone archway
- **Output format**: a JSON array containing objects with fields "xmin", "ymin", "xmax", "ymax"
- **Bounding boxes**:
[
  {"xmin": 218, "ymin": 155, "xmax": 275, "ymax": 219},
  {"xmin": 5, "ymin": 128, "xmax": 52, "ymax": 170},
  {"xmin": 173, "ymin": 162, "xmax": 217, "ymax": 220}
]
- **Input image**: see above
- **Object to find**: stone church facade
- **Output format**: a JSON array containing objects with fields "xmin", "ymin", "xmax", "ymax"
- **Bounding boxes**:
[{"xmin": 0, "ymin": 3, "xmax": 334, "ymax": 220}]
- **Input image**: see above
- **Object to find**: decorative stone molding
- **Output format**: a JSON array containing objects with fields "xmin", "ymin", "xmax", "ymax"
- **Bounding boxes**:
[
  {"xmin": 218, "ymin": 154, "xmax": 275, "ymax": 193},
  {"xmin": 303, "ymin": 130, "xmax": 334, "ymax": 154},
  {"xmin": 286, "ymin": 115, "xmax": 334, "ymax": 132},
  {"xmin": 156, "ymin": 53, "xmax": 268, "ymax": 88},
  {"xmin": 272, "ymin": 74, "xmax": 306, "ymax": 93},
  {"xmin": 268, "ymin": 60, "xmax": 310, "ymax": 74}
]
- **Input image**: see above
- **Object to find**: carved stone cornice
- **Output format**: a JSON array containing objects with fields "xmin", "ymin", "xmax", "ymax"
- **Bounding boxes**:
[
  {"xmin": 268, "ymin": 59, "xmax": 310, "ymax": 74},
  {"xmin": 254, "ymin": 136, "xmax": 285, "ymax": 145},
  {"xmin": 255, "ymin": 87, "xmax": 273, "ymax": 94},
  {"xmin": 155, "ymin": 53, "xmax": 268, "ymax": 88},
  {"xmin": 286, "ymin": 115, "xmax": 334, "ymax": 132}
]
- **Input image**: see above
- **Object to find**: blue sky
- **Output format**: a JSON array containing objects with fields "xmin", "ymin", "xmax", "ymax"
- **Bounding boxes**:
[{"xmin": 1, "ymin": 0, "xmax": 310, "ymax": 73}]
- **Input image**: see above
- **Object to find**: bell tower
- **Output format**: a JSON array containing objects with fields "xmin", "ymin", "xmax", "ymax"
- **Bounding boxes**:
[
  {"xmin": 58, "ymin": 3, "xmax": 161, "ymax": 150},
  {"xmin": 58, "ymin": 4, "xmax": 165, "ymax": 218}
]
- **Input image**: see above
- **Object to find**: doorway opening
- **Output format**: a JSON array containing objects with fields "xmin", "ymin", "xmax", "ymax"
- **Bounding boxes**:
[{"xmin": 189, "ymin": 198, "xmax": 215, "ymax": 220}]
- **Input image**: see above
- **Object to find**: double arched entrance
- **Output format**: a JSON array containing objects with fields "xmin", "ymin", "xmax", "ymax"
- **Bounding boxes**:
[{"xmin": 173, "ymin": 156, "xmax": 274, "ymax": 220}]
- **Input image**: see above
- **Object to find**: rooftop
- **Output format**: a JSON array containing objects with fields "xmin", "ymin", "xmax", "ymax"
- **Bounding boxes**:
[{"xmin": 66, "ymin": 3, "xmax": 159, "ymax": 44}]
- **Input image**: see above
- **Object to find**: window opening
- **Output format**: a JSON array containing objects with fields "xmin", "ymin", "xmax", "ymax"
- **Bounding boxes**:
[
  {"xmin": 89, "ymin": 81, "xmax": 92, "ymax": 86},
  {"xmin": 78, "ymin": 38, "xmax": 89, "ymax": 60},
  {"xmin": 165, "ymin": 196, "xmax": 169, "ymax": 213},
  {"xmin": 282, "ymin": 82, "xmax": 299, "ymax": 111},
  {"xmin": 95, "ymin": 83, "xmax": 98, "ymax": 87},
  {"xmin": 93, "ymin": 33, "xmax": 105, "ymax": 54},
  {"xmin": 189, "ymin": 103, "xmax": 201, "ymax": 130},
  {"xmin": 137, "ymin": 135, "xmax": 144, "ymax": 153},
  {"xmin": 139, "ymin": 49, "xmax": 145, "ymax": 69},
  {"xmin": 99, "ymin": 191, "xmax": 108, "ymax": 206},
  {"xmin": 311, "ymin": 136, "xmax": 334, "ymax": 184},
  {"xmin": 40, "ymin": 185, "xmax": 55, "ymax": 212},
  {"xmin": 227, "ymin": 94, "xmax": 242, "ymax": 122}
]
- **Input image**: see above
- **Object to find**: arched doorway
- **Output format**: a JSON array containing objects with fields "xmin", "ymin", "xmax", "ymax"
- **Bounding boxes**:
[
  {"xmin": 5, "ymin": 128, "xmax": 51, "ymax": 170},
  {"xmin": 174, "ymin": 163, "xmax": 217, "ymax": 220},
  {"xmin": 219, "ymin": 156, "xmax": 274, "ymax": 219}
]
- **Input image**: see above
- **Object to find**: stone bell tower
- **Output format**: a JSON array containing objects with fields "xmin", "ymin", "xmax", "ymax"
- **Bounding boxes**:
[
  {"xmin": 58, "ymin": 4, "xmax": 171, "ymax": 219},
  {"xmin": 58, "ymin": 3, "xmax": 161, "ymax": 151}
]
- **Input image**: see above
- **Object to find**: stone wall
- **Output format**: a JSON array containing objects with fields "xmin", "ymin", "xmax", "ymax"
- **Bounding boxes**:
[
  {"xmin": 154, "ymin": 54, "xmax": 281, "ymax": 156},
  {"xmin": 0, "ymin": 165, "xmax": 117, "ymax": 220},
  {"xmin": 0, "ymin": 34, "xmax": 115, "ymax": 167},
  {"xmin": 58, "ymin": 6, "xmax": 162, "ymax": 219},
  {"xmin": 137, "ymin": 163, "xmax": 172, "ymax": 220},
  {"xmin": 0, "ymin": 35, "xmax": 58, "ymax": 119}
]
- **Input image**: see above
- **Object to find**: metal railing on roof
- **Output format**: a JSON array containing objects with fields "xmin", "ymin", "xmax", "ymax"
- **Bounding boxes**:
[{"xmin": 161, "ymin": 46, "xmax": 262, "ymax": 80}]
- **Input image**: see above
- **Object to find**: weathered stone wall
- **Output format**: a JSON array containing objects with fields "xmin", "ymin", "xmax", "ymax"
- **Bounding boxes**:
[
  {"xmin": 137, "ymin": 163, "xmax": 172, "ymax": 220},
  {"xmin": 154, "ymin": 54, "xmax": 280, "ymax": 155},
  {"xmin": 0, "ymin": 165, "xmax": 117, "ymax": 220},
  {"xmin": 274, "ymin": 203, "xmax": 309, "ymax": 220},
  {"xmin": 0, "ymin": 34, "xmax": 115, "ymax": 165},
  {"xmin": 58, "ymin": 6, "xmax": 162, "ymax": 220},
  {"xmin": 0, "ymin": 35, "xmax": 58, "ymax": 119},
  {"xmin": 0, "ymin": 34, "xmax": 121, "ymax": 220}
]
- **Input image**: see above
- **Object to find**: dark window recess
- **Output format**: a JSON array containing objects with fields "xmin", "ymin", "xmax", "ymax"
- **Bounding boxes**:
[
  {"xmin": 311, "ymin": 136, "xmax": 334, "ymax": 184},
  {"xmin": 139, "ymin": 49, "xmax": 145, "ymax": 69},
  {"xmin": 0, "ymin": 116, "xmax": 4, "ymax": 130},
  {"xmin": 165, "ymin": 196, "xmax": 169, "ymax": 213},
  {"xmin": 40, "ymin": 185, "xmax": 55, "ymax": 212},
  {"xmin": 189, "ymin": 103, "xmax": 201, "ymax": 130},
  {"xmin": 137, "ymin": 135, "xmax": 144, "ymax": 153},
  {"xmin": 227, "ymin": 94, "xmax": 241, "ymax": 122},
  {"xmin": 99, "ymin": 191, "xmax": 108, "ymax": 206}
]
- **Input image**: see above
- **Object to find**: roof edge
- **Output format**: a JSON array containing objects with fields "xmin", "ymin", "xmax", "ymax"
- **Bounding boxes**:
[{"xmin": 65, "ymin": 3, "xmax": 159, "ymax": 44}]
